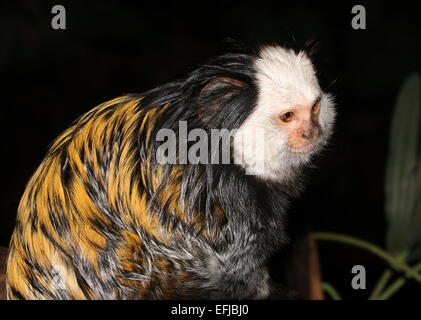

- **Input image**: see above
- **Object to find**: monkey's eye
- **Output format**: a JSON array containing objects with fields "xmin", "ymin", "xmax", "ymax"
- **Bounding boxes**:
[
  {"xmin": 312, "ymin": 101, "xmax": 320, "ymax": 113},
  {"xmin": 279, "ymin": 111, "xmax": 294, "ymax": 123}
]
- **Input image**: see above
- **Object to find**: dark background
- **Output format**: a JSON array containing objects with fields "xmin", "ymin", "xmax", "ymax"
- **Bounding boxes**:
[{"xmin": 0, "ymin": 1, "xmax": 418, "ymax": 299}]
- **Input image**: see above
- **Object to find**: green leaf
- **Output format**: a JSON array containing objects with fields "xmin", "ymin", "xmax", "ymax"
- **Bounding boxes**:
[{"xmin": 385, "ymin": 72, "xmax": 421, "ymax": 259}]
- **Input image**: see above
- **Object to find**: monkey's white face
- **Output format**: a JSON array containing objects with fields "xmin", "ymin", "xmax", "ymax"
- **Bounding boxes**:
[{"xmin": 233, "ymin": 46, "xmax": 335, "ymax": 182}]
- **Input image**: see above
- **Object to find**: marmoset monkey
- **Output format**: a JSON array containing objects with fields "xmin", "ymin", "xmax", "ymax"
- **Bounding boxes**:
[{"xmin": 6, "ymin": 45, "xmax": 335, "ymax": 299}]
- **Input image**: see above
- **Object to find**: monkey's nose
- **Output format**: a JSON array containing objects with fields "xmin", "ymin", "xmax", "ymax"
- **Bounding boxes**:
[{"xmin": 301, "ymin": 129, "xmax": 313, "ymax": 140}]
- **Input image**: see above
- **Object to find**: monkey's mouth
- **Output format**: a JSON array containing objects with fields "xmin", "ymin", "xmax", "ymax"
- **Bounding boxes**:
[{"xmin": 288, "ymin": 141, "xmax": 317, "ymax": 154}]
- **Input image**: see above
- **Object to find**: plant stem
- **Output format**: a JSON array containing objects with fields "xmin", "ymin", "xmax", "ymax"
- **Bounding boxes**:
[
  {"xmin": 311, "ymin": 232, "xmax": 421, "ymax": 283},
  {"xmin": 376, "ymin": 278, "xmax": 406, "ymax": 300},
  {"xmin": 369, "ymin": 269, "xmax": 393, "ymax": 300},
  {"xmin": 414, "ymin": 262, "xmax": 421, "ymax": 272},
  {"xmin": 322, "ymin": 282, "xmax": 342, "ymax": 300}
]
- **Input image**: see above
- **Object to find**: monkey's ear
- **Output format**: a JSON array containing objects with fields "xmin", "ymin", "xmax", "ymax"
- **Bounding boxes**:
[{"xmin": 197, "ymin": 77, "xmax": 248, "ymax": 127}]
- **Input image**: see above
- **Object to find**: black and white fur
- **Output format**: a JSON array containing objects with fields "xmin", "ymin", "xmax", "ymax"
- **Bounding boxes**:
[
  {"xmin": 6, "ymin": 44, "xmax": 335, "ymax": 300},
  {"xmin": 144, "ymin": 45, "xmax": 335, "ymax": 298}
]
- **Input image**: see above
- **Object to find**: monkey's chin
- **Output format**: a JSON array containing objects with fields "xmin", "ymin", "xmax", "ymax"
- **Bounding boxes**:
[{"xmin": 288, "ymin": 141, "xmax": 317, "ymax": 154}]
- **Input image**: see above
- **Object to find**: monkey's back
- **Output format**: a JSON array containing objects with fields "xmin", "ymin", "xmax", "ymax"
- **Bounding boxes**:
[{"xmin": 6, "ymin": 95, "xmax": 224, "ymax": 299}]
